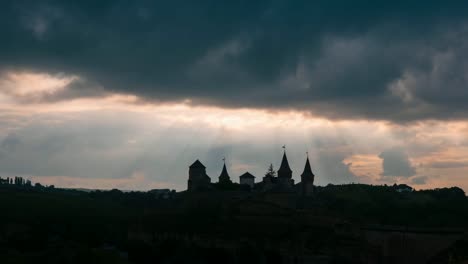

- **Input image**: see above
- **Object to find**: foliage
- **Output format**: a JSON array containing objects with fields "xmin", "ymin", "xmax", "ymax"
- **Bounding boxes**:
[{"xmin": 265, "ymin": 163, "xmax": 276, "ymax": 177}]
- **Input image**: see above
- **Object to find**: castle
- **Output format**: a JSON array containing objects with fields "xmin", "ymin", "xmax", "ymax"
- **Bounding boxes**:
[{"xmin": 187, "ymin": 149, "xmax": 315, "ymax": 195}]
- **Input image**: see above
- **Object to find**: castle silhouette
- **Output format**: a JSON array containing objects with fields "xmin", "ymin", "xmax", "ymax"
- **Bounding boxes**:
[{"xmin": 187, "ymin": 149, "xmax": 315, "ymax": 195}]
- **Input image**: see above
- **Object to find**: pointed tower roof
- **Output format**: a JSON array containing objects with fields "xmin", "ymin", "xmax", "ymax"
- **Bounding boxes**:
[
  {"xmin": 220, "ymin": 163, "xmax": 229, "ymax": 177},
  {"xmin": 219, "ymin": 161, "xmax": 231, "ymax": 183},
  {"xmin": 189, "ymin": 159, "xmax": 206, "ymax": 168},
  {"xmin": 301, "ymin": 156, "xmax": 315, "ymax": 179},
  {"xmin": 239, "ymin": 172, "xmax": 255, "ymax": 179},
  {"xmin": 278, "ymin": 151, "xmax": 292, "ymax": 173}
]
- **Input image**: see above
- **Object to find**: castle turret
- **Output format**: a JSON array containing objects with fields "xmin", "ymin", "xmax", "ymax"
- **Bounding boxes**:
[
  {"xmin": 188, "ymin": 159, "xmax": 211, "ymax": 191},
  {"xmin": 300, "ymin": 155, "xmax": 315, "ymax": 195},
  {"xmin": 277, "ymin": 148, "xmax": 294, "ymax": 189},
  {"xmin": 218, "ymin": 161, "xmax": 232, "ymax": 184},
  {"xmin": 278, "ymin": 151, "xmax": 292, "ymax": 179},
  {"xmin": 239, "ymin": 172, "xmax": 255, "ymax": 189}
]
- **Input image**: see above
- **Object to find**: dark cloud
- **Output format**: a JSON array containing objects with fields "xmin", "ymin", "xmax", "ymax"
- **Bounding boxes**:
[
  {"xmin": 2, "ymin": 1, "xmax": 468, "ymax": 121},
  {"xmin": 411, "ymin": 176, "xmax": 428, "ymax": 185},
  {"xmin": 379, "ymin": 148, "xmax": 416, "ymax": 177},
  {"xmin": 315, "ymin": 150, "xmax": 360, "ymax": 184}
]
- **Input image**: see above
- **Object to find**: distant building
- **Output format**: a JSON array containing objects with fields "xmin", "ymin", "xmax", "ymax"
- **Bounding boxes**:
[
  {"xmin": 239, "ymin": 172, "xmax": 255, "ymax": 189},
  {"xmin": 187, "ymin": 160, "xmax": 211, "ymax": 191},
  {"xmin": 393, "ymin": 184, "xmax": 413, "ymax": 193},
  {"xmin": 0, "ymin": 177, "xmax": 8, "ymax": 184},
  {"xmin": 218, "ymin": 161, "xmax": 232, "ymax": 185},
  {"xmin": 276, "ymin": 150, "xmax": 295, "ymax": 191},
  {"xmin": 299, "ymin": 156, "xmax": 315, "ymax": 195},
  {"xmin": 257, "ymin": 150, "xmax": 316, "ymax": 193},
  {"xmin": 186, "ymin": 147, "xmax": 317, "ymax": 194}
]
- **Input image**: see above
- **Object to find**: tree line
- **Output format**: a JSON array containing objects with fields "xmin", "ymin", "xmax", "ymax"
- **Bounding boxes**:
[{"xmin": 0, "ymin": 176, "xmax": 54, "ymax": 189}]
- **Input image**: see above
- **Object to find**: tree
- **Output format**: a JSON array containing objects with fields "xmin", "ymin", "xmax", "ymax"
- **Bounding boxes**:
[{"xmin": 265, "ymin": 163, "xmax": 276, "ymax": 177}]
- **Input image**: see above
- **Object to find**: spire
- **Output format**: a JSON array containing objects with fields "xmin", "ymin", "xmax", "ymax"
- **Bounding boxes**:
[
  {"xmin": 218, "ymin": 157, "xmax": 231, "ymax": 184},
  {"xmin": 278, "ymin": 147, "xmax": 292, "ymax": 178},
  {"xmin": 219, "ymin": 163, "xmax": 229, "ymax": 178},
  {"xmin": 301, "ymin": 155, "xmax": 315, "ymax": 181}
]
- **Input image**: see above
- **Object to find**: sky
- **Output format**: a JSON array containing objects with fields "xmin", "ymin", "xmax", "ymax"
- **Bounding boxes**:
[{"xmin": 1, "ymin": 1, "xmax": 468, "ymax": 191}]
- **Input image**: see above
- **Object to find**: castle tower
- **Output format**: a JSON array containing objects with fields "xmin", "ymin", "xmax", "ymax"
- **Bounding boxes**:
[
  {"xmin": 218, "ymin": 159, "xmax": 232, "ymax": 184},
  {"xmin": 278, "ymin": 150, "xmax": 292, "ymax": 179},
  {"xmin": 277, "ymin": 147, "xmax": 294, "ymax": 188},
  {"xmin": 239, "ymin": 172, "xmax": 255, "ymax": 189},
  {"xmin": 300, "ymin": 155, "xmax": 315, "ymax": 195},
  {"xmin": 188, "ymin": 159, "xmax": 211, "ymax": 191}
]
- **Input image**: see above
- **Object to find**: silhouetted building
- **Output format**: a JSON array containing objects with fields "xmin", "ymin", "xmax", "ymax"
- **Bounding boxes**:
[
  {"xmin": 187, "ymin": 148, "xmax": 318, "ymax": 194},
  {"xmin": 393, "ymin": 184, "xmax": 413, "ymax": 193},
  {"xmin": 277, "ymin": 151, "xmax": 294, "ymax": 190},
  {"xmin": 218, "ymin": 161, "xmax": 232, "ymax": 184},
  {"xmin": 299, "ymin": 156, "xmax": 315, "ymax": 195},
  {"xmin": 239, "ymin": 172, "xmax": 255, "ymax": 189},
  {"xmin": 188, "ymin": 160, "xmax": 211, "ymax": 191}
]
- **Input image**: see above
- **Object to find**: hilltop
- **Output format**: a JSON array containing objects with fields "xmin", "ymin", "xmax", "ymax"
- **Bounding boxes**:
[{"xmin": 0, "ymin": 180, "xmax": 467, "ymax": 263}]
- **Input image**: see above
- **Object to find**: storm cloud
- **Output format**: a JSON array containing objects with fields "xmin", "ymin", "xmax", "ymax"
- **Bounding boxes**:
[
  {"xmin": 379, "ymin": 148, "xmax": 416, "ymax": 177},
  {"xmin": 2, "ymin": 1, "xmax": 468, "ymax": 121}
]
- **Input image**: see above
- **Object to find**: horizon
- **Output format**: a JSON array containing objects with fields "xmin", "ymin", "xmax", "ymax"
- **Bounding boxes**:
[
  {"xmin": 1, "ymin": 152, "xmax": 465, "ymax": 193},
  {"xmin": 2, "ymin": 1, "xmax": 468, "ymax": 192}
]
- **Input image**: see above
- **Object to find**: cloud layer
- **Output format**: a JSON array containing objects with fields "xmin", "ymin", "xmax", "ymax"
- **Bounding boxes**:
[
  {"xmin": 0, "ymin": 100, "xmax": 467, "ymax": 191},
  {"xmin": 2, "ymin": 1, "xmax": 468, "ymax": 121}
]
